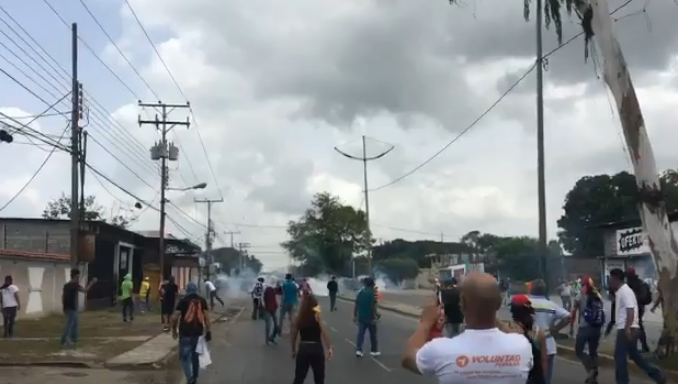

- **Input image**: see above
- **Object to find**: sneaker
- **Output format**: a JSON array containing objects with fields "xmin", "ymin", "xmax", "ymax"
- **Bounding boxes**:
[
  {"xmin": 370, "ymin": 351, "xmax": 381, "ymax": 357},
  {"xmin": 356, "ymin": 351, "xmax": 363, "ymax": 357}
]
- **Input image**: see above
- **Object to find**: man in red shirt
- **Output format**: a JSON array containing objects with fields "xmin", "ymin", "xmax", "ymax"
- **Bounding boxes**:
[{"xmin": 263, "ymin": 281, "xmax": 279, "ymax": 345}]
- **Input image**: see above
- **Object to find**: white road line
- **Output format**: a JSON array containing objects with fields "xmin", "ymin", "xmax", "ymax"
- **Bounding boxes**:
[
  {"xmin": 343, "ymin": 338, "xmax": 392, "ymax": 372},
  {"xmin": 330, "ymin": 326, "xmax": 338, "ymax": 332}
]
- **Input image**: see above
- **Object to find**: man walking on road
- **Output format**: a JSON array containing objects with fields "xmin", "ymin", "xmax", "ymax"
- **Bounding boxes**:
[
  {"xmin": 263, "ymin": 278, "xmax": 279, "ymax": 344},
  {"xmin": 353, "ymin": 277, "xmax": 380, "ymax": 357},
  {"xmin": 172, "ymin": 282, "xmax": 211, "ymax": 384},
  {"xmin": 251, "ymin": 277, "xmax": 265, "ymax": 320},
  {"xmin": 401, "ymin": 272, "xmax": 533, "ymax": 383},
  {"xmin": 279, "ymin": 274, "xmax": 298, "ymax": 335},
  {"xmin": 607, "ymin": 268, "xmax": 666, "ymax": 384},
  {"xmin": 204, "ymin": 278, "xmax": 224, "ymax": 310},
  {"xmin": 570, "ymin": 277, "xmax": 605, "ymax": 384},
  {"xmin": 439, "ymin": 278, "xmax": 463, "ymax": 338},
  {"xmin": 327, "ymin": 276, "xmax": 338, "ymax": 311}
]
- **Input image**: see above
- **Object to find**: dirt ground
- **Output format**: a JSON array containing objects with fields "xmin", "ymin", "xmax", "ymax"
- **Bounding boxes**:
[
  {"xmin": 0, "ymin": 309, "xmax": 164, "ymax": 364},
  {"xmin": 0, "ymin": 366, "xmax": 181, "ymax": 384}
]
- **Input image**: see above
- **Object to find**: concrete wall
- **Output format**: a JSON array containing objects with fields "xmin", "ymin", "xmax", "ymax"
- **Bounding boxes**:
[
  {"xmin": 0, "ymin": 220, "xmax": 70, "ymax": 254},
  {"xmin": 0, "ymin": 256, "xmax": 87, "ymax": 318}
]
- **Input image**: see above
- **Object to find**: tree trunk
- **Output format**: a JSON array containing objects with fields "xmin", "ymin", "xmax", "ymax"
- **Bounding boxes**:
[{"xmin": 583, "ymin": 0, "xmax": 678, "ymax": 351}]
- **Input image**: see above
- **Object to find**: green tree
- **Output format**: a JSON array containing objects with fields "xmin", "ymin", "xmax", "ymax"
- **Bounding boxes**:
[
  {"xmin": 211, "ymin": 247, "xmax": 263, "ymax": 274},
  {"xmin": 557, "ymin": 171, "xmax": 678, "ymax": 256},
  {"xmin": 42, "ymin": 193, "xmax": 134, "ymax": 229},
  {"xmin": 281, "ymin": 192, "xmax": 368, "ymax": 276},
  {"xmin": 372, "ymin": 239, "xmax": 471, "ymax": 267},
  {"xmin": 43, "ymin": 193, "xmax": 104, "ymax": 221},
  {"xmin": 376, "ymin": 257, "xmax": 420, "ymax": 284}
]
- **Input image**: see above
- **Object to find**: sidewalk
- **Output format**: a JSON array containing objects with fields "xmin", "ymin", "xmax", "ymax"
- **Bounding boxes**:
[{"xmin": 0, "ymin": 308, "xmax": 163, "ymax": 366}]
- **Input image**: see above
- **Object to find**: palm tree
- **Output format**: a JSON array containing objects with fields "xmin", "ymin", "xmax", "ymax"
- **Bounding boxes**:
[{"xmin": 447, "ymin": 0, "xmax": 678, "ymax": 354}]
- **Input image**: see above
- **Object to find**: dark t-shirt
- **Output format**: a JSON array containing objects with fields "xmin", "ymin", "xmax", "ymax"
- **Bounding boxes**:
[
  {"xmin": 162, "ymin": 282, "xmax": 179, "ymax": 303},
  {"xmin": 63, "ymin": 281, "xmax": 81, "ymax": 311},
  {"xmin": 176, "ymin": 294, "xmax": 208, "ymax": 337},
  {"xmin": 440, "ymin": 287, "xmax": 463, "ymax": 324},
  {"xmin": 327, "ymin": 280, "xmax": 338, "ymax": 294}
]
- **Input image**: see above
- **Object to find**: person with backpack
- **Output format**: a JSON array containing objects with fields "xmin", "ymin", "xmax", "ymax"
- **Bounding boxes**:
[
  {"xmin": 570, "ymin": 276, "xmax": 605, "ymax": 384},
  {"xmin": 627, "ymin": 268, "xmax": 652, "ymax": 353},
  {"xmin": 172, "ymin": 282, "xmax": 211, "ymax": 384},
  {"xmin": 251, "ymin": 277, "xmax": 265, "ymax": 320}
]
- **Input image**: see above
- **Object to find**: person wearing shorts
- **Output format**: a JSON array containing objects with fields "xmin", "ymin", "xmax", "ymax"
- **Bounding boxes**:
[{"xmin": 160, "ymin": 276, "xmax": 178, "ymax": 331}]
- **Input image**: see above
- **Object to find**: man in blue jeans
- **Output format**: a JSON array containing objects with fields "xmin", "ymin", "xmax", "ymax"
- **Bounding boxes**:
[
  {"xmin": 607, "ymin": 268, "xmax": 666, "ymax": 384},
  {"xmin": 278, "ymin": 273, "xmax": 298, "ymax": 335},
  {"xmin": 172, "ymin": 283, "xmax": 212, "ymax": 384},
  {"xmin": 61, "ymin": 268, "xmax": 97, "ymax": 348},
  {"xmin": 353, "ymin": 277, "xmax": 380, "ymax": 357}
]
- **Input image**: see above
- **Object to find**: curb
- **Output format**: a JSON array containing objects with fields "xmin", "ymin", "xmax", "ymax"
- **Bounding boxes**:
[
  {"xmin": 338, "ymin": 295, "xmax": 678, "ymax": 379},
  {"xmin": 104, "ymin": 306, "xmax": 245, "ymax": 371},
  {"xmin": 0, "ymin": 361, "xmax": 96, "ymax": 368}
]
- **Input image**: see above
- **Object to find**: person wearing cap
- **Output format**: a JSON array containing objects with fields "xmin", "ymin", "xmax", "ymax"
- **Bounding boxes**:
[
  {"xmin": 528, "ymin": 279, "xmax": 570, "ymax": 384},
  {"xmin": 506, "ymin": 294, "xmax": 547, "ymax": 384},
  {"xmin": 569, "ymin": 276, "xmax": 604, "ymax": 384}
]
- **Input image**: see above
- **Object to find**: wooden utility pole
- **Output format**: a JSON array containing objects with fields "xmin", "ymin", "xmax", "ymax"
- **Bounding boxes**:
[
  {"xmin": 69, "ymin": 23, "xmax": 80, "ymax": 268},
  {"xmin": 195, "ymin": 198, "xmax": 223, "ymax": 280},
  {"xmin": 224, "ymin": 230, "xmax": 240, "ymax": 249},
  {"xmin": 138, "ymin": 101, "xmax": 190, "ymax": 280}
]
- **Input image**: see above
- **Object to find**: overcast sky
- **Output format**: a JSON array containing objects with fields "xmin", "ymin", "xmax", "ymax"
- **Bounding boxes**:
[{"xmin": 1, "ymin": 0, "xmax": 677, "ymax": 270}]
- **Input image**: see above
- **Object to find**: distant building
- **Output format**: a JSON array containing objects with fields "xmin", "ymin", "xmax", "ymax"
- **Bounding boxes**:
[{"xmin": 590, "ymin": 211, "xmax": 678, "ymax": 287}]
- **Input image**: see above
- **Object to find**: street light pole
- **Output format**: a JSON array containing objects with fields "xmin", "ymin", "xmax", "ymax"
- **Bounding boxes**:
[
  {"xmin": 138, "ymin": 101, "xmax": 190, "ymax": 280},
  {"xmin": 535, "ymin": 0, "xmax": 549, "ymax": 292},
  {"xmin": 335, "ymin": 135, "xmax": 394, "ymax": 276}
]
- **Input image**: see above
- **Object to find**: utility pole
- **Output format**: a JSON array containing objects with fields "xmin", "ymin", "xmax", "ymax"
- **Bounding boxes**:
[
  {"xmin": 195, "ymin": 198, "xmax": 223, "ymax": 281},
  {"xmin": 237, "ymin": 242, "xmax": 250, "ymax": 272},
  {"xmin": 335, "ymin": 135, "xmax": 394, "ymax": 276},
  {"xmin": 69, "ymin": 23, "xmax": 80, "ymax": 268},
  {"xmin": 535, "ymin": 0, "xmax": 549, "ymax": 292},
  {"xmin": 224, "ymin": 230, "xmax": 240, "ymax": 249},
  {"xmin": 138, "ymin": 101, "xmax": 190, "ymax": 280}
]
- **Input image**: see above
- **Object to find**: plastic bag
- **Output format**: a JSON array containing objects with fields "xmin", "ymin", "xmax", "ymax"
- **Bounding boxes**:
[{"xmin": 195, "ymin": 336, "xmax": 212, "ymax": 369}]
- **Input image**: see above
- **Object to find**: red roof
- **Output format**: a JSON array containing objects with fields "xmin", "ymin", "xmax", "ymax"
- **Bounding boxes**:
[{"xmin": 0, "ymin": 249, "xmax": 70, "ymax": 262}]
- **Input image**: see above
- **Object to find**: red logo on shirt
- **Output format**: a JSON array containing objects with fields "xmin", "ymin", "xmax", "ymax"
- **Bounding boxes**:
[{"xmin": 456, "ymin": 355, "xmax": 469, "ymax": 368}]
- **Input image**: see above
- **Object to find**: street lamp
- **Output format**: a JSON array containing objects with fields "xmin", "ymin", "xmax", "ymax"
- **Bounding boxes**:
[
  {"xmin": 158, "ymin": 181, "xmax": 207, "ymax": 281},
  {"xmin": 167, "ymin": 182, "xmax": 207, "ymax": 192}
]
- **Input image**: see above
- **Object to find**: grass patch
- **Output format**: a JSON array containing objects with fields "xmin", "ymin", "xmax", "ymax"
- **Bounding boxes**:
[
  {"xmin": 14, "ymin": 309, "xmax": 164, "ymax": 338},
  {"xmin": 0, "ymin": 338, "xmax": 146, "ymax": 364}
]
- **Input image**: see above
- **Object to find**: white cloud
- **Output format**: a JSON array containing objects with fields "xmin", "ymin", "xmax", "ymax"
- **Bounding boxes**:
[{"xmin": 2, "ymin": 0, "xmax": 678, "ymax": 269}]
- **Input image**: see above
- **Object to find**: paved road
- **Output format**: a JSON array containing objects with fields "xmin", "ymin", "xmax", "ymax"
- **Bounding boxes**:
[
  {"xmin": 200, "ymin": 296, "xmax": 653, "ymax": 383},
  {"xmin": 378, "ymin": 290, "xmax": 664, "ymax": 347}
]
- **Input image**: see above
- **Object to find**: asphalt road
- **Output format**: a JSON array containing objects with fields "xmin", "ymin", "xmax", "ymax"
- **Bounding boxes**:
[{"xmin": 200, "ymin": 296, "xmax": 654, "ymax": 383}]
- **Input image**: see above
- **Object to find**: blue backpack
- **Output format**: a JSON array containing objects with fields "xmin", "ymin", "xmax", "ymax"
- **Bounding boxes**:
[{"xmin": 583, "ymin": 296, "xmax": 605, "ymax": 327}]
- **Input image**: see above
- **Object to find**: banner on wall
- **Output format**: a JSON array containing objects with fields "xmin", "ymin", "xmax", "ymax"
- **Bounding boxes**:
[{"xmin": 616, "ymin": 227, "xmax": 650, "ymax": 256}]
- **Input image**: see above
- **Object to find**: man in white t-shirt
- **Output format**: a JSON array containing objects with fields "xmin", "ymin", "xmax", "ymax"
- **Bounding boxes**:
[
  {"xmin": 608, "ymin": 268, "xmax": 665, "ymax": 384},
  {"xmin": 402, "ymin": 272, "xmax": 533, "ymax": 384},
  {"xmin": 204, "ymin": 278, "xmax": 224, "ymax": 310},
  {"xmin": 0, "ymin": 275, "xmax": 20, "ymax": 338}
]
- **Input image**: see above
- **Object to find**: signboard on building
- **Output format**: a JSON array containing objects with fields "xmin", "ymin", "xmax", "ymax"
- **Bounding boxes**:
[{"xmin": 616, "ymin": 227, "xmax": 650, "ymax": 256}]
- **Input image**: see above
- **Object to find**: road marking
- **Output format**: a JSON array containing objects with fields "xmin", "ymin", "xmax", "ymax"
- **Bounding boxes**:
[
  {"xmin": 344, "ymin": 338, "xmax": 392, "ymax": 372},
  {"xmin": 330, "ymin": 326, "xmax": 338, "ymax": 332}
]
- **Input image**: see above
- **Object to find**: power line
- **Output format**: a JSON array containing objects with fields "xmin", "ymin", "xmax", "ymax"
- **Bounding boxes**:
[
  {"xmin": 369, "ymin": 64, "xmax": 536, "ymax": 192},
  {"xmin": 121, "ymin": 0, "xmax": 223, "ymax": 198},
  {"xmin": 76, "ymin": 0, "xmax": 160, "ymax": 100},
  {"xmin": 0, "ymin": 124, "xmax": 69, "ymax": 212}
]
